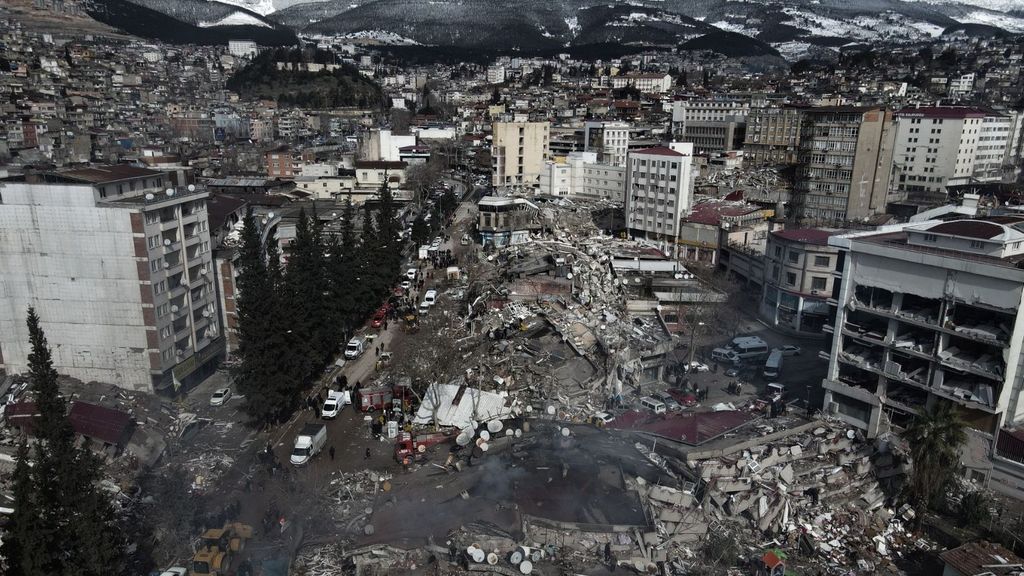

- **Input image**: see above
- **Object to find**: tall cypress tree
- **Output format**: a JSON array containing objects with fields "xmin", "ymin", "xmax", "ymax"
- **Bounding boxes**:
[
  {"xmin": 284, "ymin": 207, "xmax": 332, "ymax": 373},
  {"xmin": 6, "ymin": 309, "xmax": 125, "ymax": 576},
  {"xmin": 266, "ymin": 233, "xmax": 305, "ymax": 413}
]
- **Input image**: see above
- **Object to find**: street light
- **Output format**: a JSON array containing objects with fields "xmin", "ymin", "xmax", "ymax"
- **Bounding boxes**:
[{"xmin": 687, "ymin": 318, "xmax": 705, "ymax": 371}]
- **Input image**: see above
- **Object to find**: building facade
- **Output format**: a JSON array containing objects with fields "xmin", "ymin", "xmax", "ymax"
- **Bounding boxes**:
[
  {"xmin": 821, "ymin": 217, "xmax": 1024, "ymax": 496},
  {"xmin": 743, "ymin": 106, "xmax": 803, "ymax": 167},
  {"xmin": 892, "ymin": 107, "xmax": 986, "ymax": 203},
  {"xmin": 583, "ymin": 121, "xmax": 630, "ymax": 167},
  {"xmin": 0, "ymin": 166, "xmax": 221, "ymax": 394},
  {"xmin": 672, "ymin": 99, "xmax": 750, "ymax": 155},
  {"xmin": 491, "ymin": 121, "xmax": 550, "ymax": 189},
  {"xmin": 538, "ymin": 152, "xmax": 626, "ymax": 202},
  {"xmin": 793, "ymin": 106, "xmax": 896, "ymax": 223},
  {"xmin": 760, "ymin": 228, "xmax": 841, "ymax": 335},
  {"xmin": 624, "ymin": 144, "xmax": 695, "ymax": 250}
]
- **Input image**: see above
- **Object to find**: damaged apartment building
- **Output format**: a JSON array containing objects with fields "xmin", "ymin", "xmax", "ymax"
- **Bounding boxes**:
[{"xmin": 821, "ymin": 215, "xmax": 1024, "ymax": 499}]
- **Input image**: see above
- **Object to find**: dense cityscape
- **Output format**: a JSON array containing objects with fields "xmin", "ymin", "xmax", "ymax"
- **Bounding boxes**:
[{"xmin": 2, "ymin": 0, "xmax": 1024, "ymax": 574}]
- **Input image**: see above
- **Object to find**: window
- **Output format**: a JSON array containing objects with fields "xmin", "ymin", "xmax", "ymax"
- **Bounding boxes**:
[
  {"xmin": 787, "ymin": 251, "xmax": 799, "ymax": 264},
  {"xmin": 924, "ymin": 234, "xmax": 937, "ymax": 242},
  {"xmin": 145, "ymin": 211, "xmax": 159, "ymax": 224},
  {"xmin": 150, "ymin": 259, "xmax": 161, "ymax": 273},
  {"xmin": 786, "ymin": 272, "xmax": 797, "ymax": 286},
  {"xmin": 814, "ymin": 255, "xmax": 829, "ymax": 267},
  {"xmin": 147, "ymin": 235, "xmax": 160, "ymax": 249},
  {"xmin": 774, "ymin": 246, "xmax": 782, "ymax": 258},
  {"xmin": 156, "ymin": 303, "xmax": 170, "ymax": 317},
  {"xmin": 811, "ymin": 277, "xmax": 827, "ymax": 291},
  {"xmin": 153, "ymin": 280, "xmax": 166, "ymax": 295},
  {"xmin": 970, "ymin": 240, "xmax": 984, "ymax": 249},
  {"xmin": 160, "ymin": 326, "xmax": 172, "ymax": 339}
]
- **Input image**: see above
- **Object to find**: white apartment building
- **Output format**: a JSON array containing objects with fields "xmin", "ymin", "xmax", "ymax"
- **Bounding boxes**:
[
  {"xmin": 894, "ymin": 107, "xmax": 982, "ymax": 197},
  {"xmin": 948, "ymin": 73, "xmax": 975, "ymax": 100},
  {"xmin": 491, "ymin": 121, "xmax": 550, "ymax": 189},
  {"xmin": 624, "ymin": 143, "xmax": 695, "ymax": 250},
  {"xmin": 610, "ymin": 73, "xmax": 673, "ymax": 94},
  {"xmin": 975, "ymin": 112, "xmax": 1016, "ymax": 183},
  {"xmin": 821, "ymin": 217, "xmax": 1024, "ymax": 496},
  {"xmin": 538, "ymin": 152, "xmax": 626, "ymax": 202},
  {"xmin": 0, "ymin": 166, "xmax": 220, "ymax": 394},
  {"xmin": 486, "ymin": 65, "xmax": 506, "ymax": 84},
  {"xmin": 583, "ymin": 121, "xmax": 630, "ymax": 167},
  {"xmin": 227, "ymin": 40, "xmax": 258, "ymax": 58},
  {"xmin": 361, "ymin": 128, "xmax": 416, "ymax": 162}
]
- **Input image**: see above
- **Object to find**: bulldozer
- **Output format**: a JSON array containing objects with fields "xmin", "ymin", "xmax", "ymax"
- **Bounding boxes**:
[{"xmin": 191, "ymin": 522, "xmax": 253, "ymax": 576}]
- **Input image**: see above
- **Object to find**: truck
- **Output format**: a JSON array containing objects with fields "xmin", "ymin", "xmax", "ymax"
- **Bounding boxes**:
[
  {"xmin": 394, "ymin": 429, "xmax": 457, "ymax": 462},
  {"xmin": 344, "ymin": 337, "xmax": 366, "ymax": 359},
  {"xmin": 418, "ymin": 245, "xmax": 430, "ymax": 260},
  {"xmin": 321, "ymin": 389, "xmax": 350, "ymax": 419},
  {"xmin": 358, "ymin": 382, "xmax": 413, "ymax": 412},
  {"xmin": 290, "ymin": 423, "xmax": 327, "ymax": 466}
]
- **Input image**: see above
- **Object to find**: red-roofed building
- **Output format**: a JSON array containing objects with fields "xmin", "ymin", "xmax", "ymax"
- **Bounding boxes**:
[
  {"xmin": 759, "ymin": 227, "xmax": 844, "ymax": 334},
  {"xmin": 678, "ymin": 198, "xmax": 773, "ymax": 264},
  {"xmin": 625, "ymin": 143, "xmax": 696, "ymax": 252}
]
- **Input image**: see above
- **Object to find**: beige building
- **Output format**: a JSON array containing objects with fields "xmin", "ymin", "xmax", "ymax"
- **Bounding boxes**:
[
  {"xmin": 491, "ymin": 121, "xmax": 550, "ymax": 189},
  {"xmin": 760, "ymin": 228, "xmax": 842, "ymax": 335},
  {"xmin": 743, "ymin": 105, "xmax": 803, "ymax": 167},
  {"xmin": 794, "ymin": 106, "xmax": 896, "ymax": 224},
  {"xmin": 624, "ymin": 143, "xmax": 695, "ymax": 250}
]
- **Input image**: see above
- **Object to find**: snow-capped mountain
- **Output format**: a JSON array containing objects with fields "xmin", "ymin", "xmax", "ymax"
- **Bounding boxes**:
[{"xmin": 87, "ymin": 0, "xmax": 1023, "ymax": 57}]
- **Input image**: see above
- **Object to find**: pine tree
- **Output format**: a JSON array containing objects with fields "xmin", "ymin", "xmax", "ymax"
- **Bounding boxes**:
[
  {"xmin": 1, "ymin": 439, "xmax": 36, "ymax": 576},
  {"xmin": 11, "ymin": 309, "xmax": 125, "ymax": 576},
  {"xmin": 284, "ymin": 207, "xmax": 332, "ymax": 374}
]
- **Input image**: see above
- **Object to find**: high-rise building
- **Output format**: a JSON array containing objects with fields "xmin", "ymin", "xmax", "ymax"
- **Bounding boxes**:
[
  {"xmin": 793, "ymin": 106, "xmax": 896, "ymax": 223},
  {"xmin": 821, "ymin": 216, "xmax": 1024, "ymax": 497},
  {"xmin": 892, "ymin": 107, "xmax": 988, "ymax": 203},
  {"xmin": 491, "ymin": 121, "xmax": 550, "ymax": 189},
  {"xmin": 671, "ymin": 99, "xmax": 749, "ymax": 155},
  {"xmin": 0, "ymin": 166, "xmax": 221, "ymax": 394},
  {"xmin": 624, "ymin": 143, "xmax": 695, "ymax": 249},
  {"xmin": 538, "ymin": 152, "xmax": 626, "ymax": 202},
  {"xmin": 583, "ymin": 121, "xmax": 630, "ymax": 167},
  {"xmin": 743, "ymin": 105, "xmax": 803, "ymax": 167}
]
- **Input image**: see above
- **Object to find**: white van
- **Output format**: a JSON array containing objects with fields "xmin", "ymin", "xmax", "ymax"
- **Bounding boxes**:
[
  {"xmin": 731, "ymin": 336, "xmax": 770, "ymax": 360},
  {"xmin": 712, "ymin": 348, "xmax": 740, "ymax": 363},
  {"xmin": 419, "ymin": 301, "xmax": 430, "ymax": 315},
  {"xmin": 763, "ymin": 350, "xmax": 784, "ymax": 379},
  {"xmin": 424, "ymin": 289, "xmax": 438, "ymax": 306},
  {"xmin": 344, "ymin": 337, "xmax": 366, "ymax": 359},
  {"xmin": 640, "ymin": 396, "xmax": 667, "ymax": 414}
]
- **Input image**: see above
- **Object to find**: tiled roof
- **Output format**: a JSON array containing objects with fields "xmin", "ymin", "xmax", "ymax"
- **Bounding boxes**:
[
  {"xmin": 632, "ymin": 146, "xmax": 685, "ymax": 157},
  {"xmin": 939, "ymin": 541, "xmax": 1022, "ymax": 576},
  {"xmin": 772, "ymin": 228, "xmax": 841, "ymax": 245},
  {"xmin": 685, "ymin": 201, "xmax": 762, "ymax": 226},
  {"xmin": 59, "ymin": 164, "xmax": 161, "ymax": 184}
]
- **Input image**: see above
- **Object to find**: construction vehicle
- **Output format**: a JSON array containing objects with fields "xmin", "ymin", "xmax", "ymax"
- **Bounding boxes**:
[
  {"xmin": 394, "ymin": 429, "xmax": 457, "ymax": 462},
  {"xmin": 191, "ymin": 522, "xmax": 253, "ymax": 576}
]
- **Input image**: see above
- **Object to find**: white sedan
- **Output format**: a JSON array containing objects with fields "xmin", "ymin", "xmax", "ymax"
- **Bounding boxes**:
[
  {"xmin": 686, "ymin": 361, "xmax": 710, "ymax": 373},
  {"xmin": 775, "ymin": 345, "xmax": 802, "ymax": 356},
  {"xmin": 210, "ymin": 388, "xmax": 232, "ymax": 406}
]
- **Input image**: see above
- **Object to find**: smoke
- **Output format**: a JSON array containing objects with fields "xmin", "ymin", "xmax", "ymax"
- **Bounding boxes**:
[{"xmin": 470, "ymin": 453, "xmax": 528, "ymax": 502}]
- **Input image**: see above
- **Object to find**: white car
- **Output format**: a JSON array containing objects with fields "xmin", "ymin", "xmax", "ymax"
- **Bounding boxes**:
[
  {"xmin": 209, "ymin": 388, "xmax": 232, "ymax": 406},
  {"xmin": 400, "ymin": 280, "xmax": 412, "ymax": 291},
  {"xmin": 775, "ymin": 345, "xmax": 802, "ymax": 356},
  {"xmin": 406, "ymin": 268, "xmax": 418, "ymax": 280},
  {"xmin": 593, "ymin": 411, "xmax": 616, "ymax": 426},
  {"xmin": 686, "ymin": 361, "xmax": 710, "ymax": 373}
]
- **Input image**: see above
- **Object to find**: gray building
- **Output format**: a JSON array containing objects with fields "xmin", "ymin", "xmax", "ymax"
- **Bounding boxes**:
[{"xmin": 0, "ymin": 166, "xmax": 221, "ymax": 394}]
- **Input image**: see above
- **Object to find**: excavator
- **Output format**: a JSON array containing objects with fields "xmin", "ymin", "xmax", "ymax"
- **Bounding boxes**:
[{"xmin": 191, "ymin": 522, "xmax": 254, "ymax": 576}]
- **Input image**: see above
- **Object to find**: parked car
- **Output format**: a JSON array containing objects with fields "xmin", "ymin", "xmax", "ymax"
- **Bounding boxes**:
[
  {"xmin": 775, "ymin": 345, "xmax": 802, "ymax": 356},
  {"xmin": 406, "ymin": 268, "xmax": 418, "ymax": 280},
  {"xmin": 400, "ymin": 280, "xmax": 412, "ymax": 291},
  {"xmin": 667, "ymin": 389, "xmax": 698, "ymax": 407},
  {"xmin": 591, "ymin": 411, "xmax": 616, "ymax": 426},
  {"xmin": 685, "ymin": 361, "xmax": 710, "ymax": 373},
  {"xmin": 210, "ymin": 388, "xmax": 232, "ymax": 406},
  {"xmin": 653, "ymin": 391, "xmax": 683, "ymax": 411},
  {"xmin": 725, "ymin": 367, "xmax": 740, "ymax": 378}
]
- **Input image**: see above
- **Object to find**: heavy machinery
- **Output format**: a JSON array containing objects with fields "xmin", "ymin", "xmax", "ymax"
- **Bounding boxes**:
[{"xmin": 191, "ymin": 522, "xmax": 253, "ymax": 576}]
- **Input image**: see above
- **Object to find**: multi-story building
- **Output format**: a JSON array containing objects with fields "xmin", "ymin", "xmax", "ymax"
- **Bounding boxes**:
[
  {"xmin": 743, "ymin": 105, "xmax": 803, "ymax": 167},
  {"xmin": 361, "ymin": 128, "xmax": 416, "ymax": 163},
  {"xmin": 486, "ymin": 65, "xmax": 506, "ymax": 85},
  {"xmin": 821, "ymin": 217, "xmax": 1024, "ymax": 496},
  {"xmin": 265, "ymin": 146, "xmax": 315, "ymax": 178},
  {"xmin": 0, "ymin": 166, "xmax": 221, "ymax": 394},
  {"xmin": 760, "ymin": 228, "xmax": 842, "ymax": 335},
  {"xmin": 793, "ymin": 106, "xmax": 896, "ymax": 223},
  {"xmin": 538, "ymin": 152, "xmax": 626, "ymax": 202},
  {"xmin": 975, "ymin": 112, "xmax": 1016, "ymax": 183},
  {"xmin": 610, "ymin": 74, "xmax": 673, "ymax": 94},
  {"xmin": 624, "ymin": 144, "xmax": 695, "ymax": 250},
  {"xmin": 583, "ymin": 121, "xmax": 630, "ymax": 167},
  {"xmin": 227, "ymin": 40, "xmax": 258, "ymax": 58},
  {"xmin": 491, "ymin": 121, "xmax": 550, "ymax": 189},
  {"xmin": 892, "ymin": 107, "xmax": 986, "ymax": 203},
  {"xmin": 671, "ymin": 99, "xmax": 749, "ymax": 155}
]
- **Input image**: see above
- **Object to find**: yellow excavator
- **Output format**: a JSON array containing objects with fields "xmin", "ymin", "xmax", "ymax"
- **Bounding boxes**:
[{"xmin": 191, "ymin": 522, "xmax": 253, "ymax": 576}]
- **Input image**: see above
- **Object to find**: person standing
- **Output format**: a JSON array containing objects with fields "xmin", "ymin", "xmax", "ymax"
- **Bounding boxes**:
[
  {"xmin": 329, "ymin": 446, "xmax": 335, "ymax": 460},
  {"xmin": 365, "ymin": 447, "xmax": 371, "ymax": 460}
]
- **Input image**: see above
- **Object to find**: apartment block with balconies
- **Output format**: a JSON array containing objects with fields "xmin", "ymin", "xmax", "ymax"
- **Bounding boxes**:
[{"xmin": 0, "ymin": 165, "xmax": 221, "ymax": 394}]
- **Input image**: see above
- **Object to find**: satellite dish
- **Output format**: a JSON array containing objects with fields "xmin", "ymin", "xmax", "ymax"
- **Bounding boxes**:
[
  {"xmin": 480, "ymin": 430, "xmax": 490, "ymax": 441},
  {"xmin": 487, "ymin": 420, "xmax": 503, "ymax": 433},
  {"xmin": 566, "ymin": 272, "xmax": 573, "ymax": 280},
  {"xmin": 170, "ymin": 305, "xmax": 179, "ymax": 312},
  {"xmin": 145, "ymin": 193, "xmax": 154, "ymax": 201},
  {"xmin": 267, "ymin": 211, "xmax": 275, "ymax": 219},
  {"xmin": 202, "ymin": 310, "xmax": 210, "ymax": 317},
  {"xmin": 165, "ymin": 188, "xmax": 174, "ymax": 197},
  {"xmin": 456, "ymin": 432, "xmax": 472, "ymax": 446},
  {"xmin": 163, "ymin": 238, "xmax": 171, "ymax": 246},
  {"xmin": 561, "ymin": 427, "xmax": 570, "ymax": 437},
  {"xmin": 514, "ymin": 429, "xmax": 522, "ymax": 438},
  {"xmin": 187, "ymin": 184, "xmax": 196, "ymax": 192},
  {"xmin": 163, "ymin": 261, "xmax": 170, "ymax": 268},
  {"xmin": 546, "ymin": 405, "xmax": 555, "ymax": 415},
  {"xmin": 480, "ymin": 442, "xmax": 489, "ymax": 452},
  {"xmin": 200, "ymin": 268, "xmax": 208, "ymax": 275}
]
